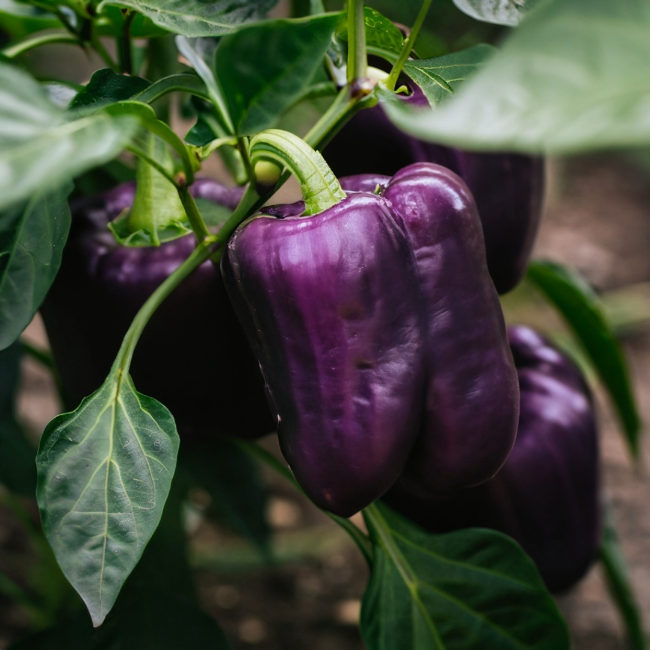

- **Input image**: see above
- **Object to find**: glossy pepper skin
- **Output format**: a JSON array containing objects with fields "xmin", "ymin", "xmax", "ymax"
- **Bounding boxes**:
[
  {"xmin": 382, "ymin": 163, "xmax": 519, "ymax": 497},
  {"xmin": 384, "ymin": 325, "xmax": 601, "ymax": 593},
  {"xmin": 40, "ymin": 179, "xmax": 274, "ymax": 440},
  {"xmin": 223, "ymin": 193, "xmax": 426, "ymax": 517},
  {"xmin": 323, "ymin": 83, "xmax": 545, "ymax": 294},
  {"xmin": 223, "ymin": 163, "xmax": 518, "ymax": 516}
]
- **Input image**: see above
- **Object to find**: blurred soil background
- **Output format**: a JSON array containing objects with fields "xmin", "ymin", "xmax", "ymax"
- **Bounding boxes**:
[{"xmin": 1, "ymin": 153, "xmax": 649, "ymax": 649}]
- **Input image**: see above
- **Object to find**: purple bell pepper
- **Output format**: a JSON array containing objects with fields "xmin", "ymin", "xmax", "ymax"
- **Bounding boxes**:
[
  {"xmin": 323, "ymin": 82, "xmax": 545, "ymax": 294},
  {"xmin": 384, "ymin": 325, "xmax": 601, "ymax": 593},
  {"xmin": 40, "ymin": 178, "xmax": 274, "ymax": 440},
  {"xmin": 223, "ymin": 162, "xmax": 518, "ymax": 516}
]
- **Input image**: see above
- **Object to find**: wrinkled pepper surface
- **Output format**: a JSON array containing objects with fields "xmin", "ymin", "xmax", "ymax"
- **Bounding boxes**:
[
  {"xmin": 323, "ymin": 82, "xmax": 545, "ymax": 294},
  {"xmin": 384, "ymin": 325, "xmax": 601, "ymax": 593},
  {"xmin": 41, "ymin": 179, "xmax": 274, "ymax": 440},
  {"xmin": 223, "ymin": 162, "xmax": 519, "ymax": 516}
]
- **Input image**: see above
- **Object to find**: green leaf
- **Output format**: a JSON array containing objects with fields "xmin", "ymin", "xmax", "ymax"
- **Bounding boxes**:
[
  {"xmin": 36, "ymin": 370, "xmax": 180, "ymax": 627},
  {"xmin": 96, "ymin": 0, "xmax": 279, "ymax": 37},
  {"xmin": 185, "ymin": 113, "xmax": 216, "ymax": 147},
  {"xmin": 13, "ymin": 475, "xmax": 230, "ymax": 648},
  {"xmin": 0, "ymin": 64, "xmax": 139, "ymax": 211},
  {"xmin": 362, "ymin": 502, "xmax": 570, "ymax": 650},
  {"xmin": 0, "ymin": 343, "xmax": 37, "ymax": 495},
  {"xmin": 180, "ymin": 438, "xmax": 271, "ymax": 557},
  {"xmin": 69, "ymin": 68, "xmax": 151, "ymax": 112},
  {"xmin": 527, "ymin": 260, "xmax": 642, "ymax": 458},
  {"xmin": 0, "ymin": 184, "xmax": 72, "ymax": 351},
  {"xmin": 402, "ymin": 44, "xmax": 496, "ymax": 106},
  {"xmin": 383, "ymin": 0, "xmax": 650, "ymax": 154},
  {"xmin": 176, "ymin": 36, "xmax": 233, "ymax": 135},
  {"xmin": 452, "ymin": 0, "xmax": 534, "ymax": 26},
  {"xmin": 215, "ymin": 14, "xmax": 342, "ymax": 135},
  {"xmin": 599, "ymin": 504, "xmax": 647, "ymax": 650},
  {"xmin": 339, "ymin": 6, "xmax": 403, "ymax": 55}
]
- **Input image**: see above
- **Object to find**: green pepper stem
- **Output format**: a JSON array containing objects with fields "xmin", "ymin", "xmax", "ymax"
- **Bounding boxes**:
[
  {"xmin": 386, "ymin": 0, "xmax": 433, "ymax": 91},
  {"xmin": 231, "ymin": 438, "xmax": 374, "ymax": 566},
  {"xmin": 111, "ymin": 238, "xmax": 215, "ymax": 377},
  {"xmin": 347, "ymin": 0, "xmax": 367, "ymax": 83}
]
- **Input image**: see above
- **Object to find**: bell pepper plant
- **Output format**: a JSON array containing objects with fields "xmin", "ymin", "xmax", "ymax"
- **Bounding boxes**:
[{"xmin": 0, "ymin": 0, "xmax": 647, "ymax": 647}]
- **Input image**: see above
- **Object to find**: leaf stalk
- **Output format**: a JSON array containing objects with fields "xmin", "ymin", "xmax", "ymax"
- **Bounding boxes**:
[{"xmin": 386, "ymin": 0, "xmax": 433, "ymax": 91}]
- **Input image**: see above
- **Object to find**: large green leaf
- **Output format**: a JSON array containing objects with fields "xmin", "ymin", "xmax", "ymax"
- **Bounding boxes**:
[
  {"xmin": 0, "ymin": 64, "xmax": 139, "ymax": 211},
  {"xmin": 361, "ymin": 502, "xmax": 570, "ymax": 650},
  {"xmin": 0, "ymin": 183, "xmax": 72, "ymax": 351},
  {"xmin": 36, "ymin": 370, "xmax": 180, "ymax": 627},
  {"xmin": 402, "ymin": 44, "xmax": 496, "ymax": 107},
  {"xmin": 96, "ymin": 0, "xmax": 279, "ymax": 37},
  {"xmin": 216, "ymin": 14, "xmax": 342, "ymax": 135},
  {"xmin": 180, "ymin": 438, "xmax": 271, "ymax": 557},
  {"xmin": 383, "ymin": 0, "xmax": 650, "ymax": 154},
  {"xmin": 11, "ymin": 482, "xmax": 229, "ymax": 649},
  {"xmin": 0, "ymin": 343, "xmax": 37, "ymax": 495},
  {"xmin": 527, "ymin": 260, "xmax": 642, "ymax": 458}
]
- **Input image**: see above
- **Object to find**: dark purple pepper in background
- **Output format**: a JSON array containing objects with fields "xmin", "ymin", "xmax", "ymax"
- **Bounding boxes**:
[
  {"xmin": 323, "ymin": 82, "xmax": 545, "ymax": 294},
  {"xmin": 223, "ymin": 163, "xmax": 518, "ymax": 515},
  {"xmin": 384, "ymin": 325, "xmax": 601, "ymax": 593},
  {"xmin": 40, "ymin": 178, "xmax": 274, "ymax": 440},
  {"xmin": 223, "ymin": 193, "xmax": 427, "ymax": 517}
]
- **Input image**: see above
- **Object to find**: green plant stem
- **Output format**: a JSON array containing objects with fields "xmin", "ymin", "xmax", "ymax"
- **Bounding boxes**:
[
  {"xmin": 1, "ymin": 32, "xmax": 80, "ymax": 59},
  {"xmin": 306, "ymin": 83, "xmax": 376, "ymax": 150},
  {"xmin": 237, "ymin": 136, "xmax": 253, "ymax": 181},
  {"xmin": 386, "ymin": 0, "xmax": 432, "ymax": 90},
  {"xmin": 118, "ymin": 10, "xmax": 135, "ymax": 75},
  {"xmin": 209, "ymin": 182, "xmax": 260, "ymax": 263},
  {"xmin": 347, "ymin": 0, "xmax": 367, "ymax": 83},
  {"xmin": 232, "ymin": 439, "xmax": 374, "ymax": 565},
  {"xmin": 111, "ymin": 238, "xmax": 215, "ymax": 376},
  {"xmin": 178, "ymin": 187, "xmax": 212, "ymax": 242}
]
